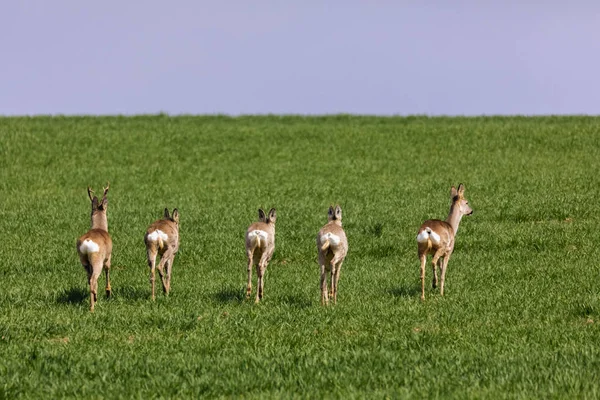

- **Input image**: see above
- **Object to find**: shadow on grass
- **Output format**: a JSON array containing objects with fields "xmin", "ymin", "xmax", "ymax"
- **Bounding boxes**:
[
  {"xmin": 114, "ymin": 286, "xmax": 149, "ymax": 301},
  {"xmin": 387, "ymin": 284, "xmax": 420, "ymax": 298},
  {"xmin": 213, "ymin": 287, "xmax": 244, "ymax": 303},
  {"xmin": 56, "ymin": 287, "xmax": 87, "ymax": 305},
  {"xmin": 281, "ymin": 294, "xmax": 313, "ymax": 309},
  {"xmin": 574, "ymin": 302, "xmax": 598, "ymax": 318}
]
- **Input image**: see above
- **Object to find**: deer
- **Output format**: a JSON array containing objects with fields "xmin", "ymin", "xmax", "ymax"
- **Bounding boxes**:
[
  {"xmin": 245, "ymin": 208, "xmax": 276, "ymax": 303},
  {"xmin": 416, "ymin": 183, "xmax": 473, "ymax": 301},
  {"xmin": 76, "ymin": 184, "xmax": 112, "ymax": 312},
  {"xmin": 316, "ymin": 205, "xmax": 348, "ymax": 305},
  {"xmin": 144, "ymin": 208, "xmax": 180, "ymax": 300}
]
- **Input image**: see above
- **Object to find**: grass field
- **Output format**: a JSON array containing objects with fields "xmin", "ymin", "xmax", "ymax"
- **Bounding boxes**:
[{"xmin": 1, "ymin": 115, "xmax": 599, "ymax": 398}]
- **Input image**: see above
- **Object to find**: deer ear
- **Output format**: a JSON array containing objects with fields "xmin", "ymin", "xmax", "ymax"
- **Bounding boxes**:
[
  {"xmin": 267, "ymin": 208, "xmax": 277, "ymax": 224},
  {"xmin": 457, "ymin": 183, "xmax": 465, "ymax": 198},
  {"xmin": 450, "ymin": 186, "xmax": 458, "ymax": 199},
  {"xmin": 164, "ymin": 208, "xmax": 171, "ymax": 219},
  {"xmin": 171, "ymin": 208, "xmax": 179, "ymax": 223},
  {"xmin": 328, "ymin": 205, "xmax": 335, "ymax": 220},
  {"xmin": 100, "ymin": 196, "xmax": 108, "ymax": 210},
  {"xmin": 258, "ymin": 208, "xmax": 266, "ymax": 222},
  {"xmin": 335, "ymin": 205, "xmax": 342, "ymax": 221}
]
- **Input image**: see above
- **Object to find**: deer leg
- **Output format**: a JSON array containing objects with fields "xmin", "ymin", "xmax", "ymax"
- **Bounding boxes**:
[
  {"xmin": 432, "ymin": 257, "xmax": 439, "ymax": 289},
  {"xmin": 329, "ymin": 255, "xmax": 342, "ymax": 304},
  {"xmin": 333, "ymin": 261, "xmax": 343, "ymax": 305},
  {"xmin": 259, "ymin": 263, "xmax": 266, "ymax": 301},
  {"xmin": 164, "ymin": 254, "xmax": 174, "ymax": 296},
  {"xmin": 246, "ymin": 251, "xmax": 253, "ymax": 299},
  {"xmin": 419, "ymin": 253, "xmax": 427, "ymax": 301},
  {"xmin": 104, "ymin": 253, "xmax": 112, "ymax": 298},
  {"xmin": 320, "ymin": 263, "xmax": 328, "ymax": 306},
  {"xmin": 431, "ymin": 249, "xmax": 444, "ymax": 294},
  {"xmin": 89, "ymin": 259, "xmax": 103, "ymax": 312},
  {"xmin": 147, "ymin": 247, "xmax": 158, "ymax": 300},
  {"xmin": 80, "ymin": 254, "xmax": 93, "ymax": 302},
  {"xmin": 157, "ymin": 247, "xmax": 174, "ymax": 295},
  {"xmin": 255, "ymin": 263, "xmax": 262, "ymax": 303},
  {"xmin": 440, "ymin": 253, "xmax": 451, "ymax": 296},
  {"xmin": 329, "ymin": 263, "xmax": 336, "ymax": 300},
  {"xmin": 256, "ymin": 251, "xmax": 271, "ymax": 302}
]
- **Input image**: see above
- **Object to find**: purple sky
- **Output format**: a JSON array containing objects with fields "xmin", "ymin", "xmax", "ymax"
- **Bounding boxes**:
[{"xmin": 2, "ymin": 1, "xmax": 599, "ymax": 115}]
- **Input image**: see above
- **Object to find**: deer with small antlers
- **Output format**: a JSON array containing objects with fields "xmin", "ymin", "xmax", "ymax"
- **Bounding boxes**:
[
  {"xmin": 245, "ymin": 208, "xmax": 276, "ymax": 303},
  {"xmin": 317, "ymin": 205, "xmax": 348, "ymax": 305},
  {"xmin": 76, "ymin": 184, "xmax": 112, "ymax": 312},
  {"xmin": 416, "ymin": 183, "xmax": 473, "ymax": 300},
  {"xmin": 144, "ymin": 208, "xmax": 180, "ymax": 300}
]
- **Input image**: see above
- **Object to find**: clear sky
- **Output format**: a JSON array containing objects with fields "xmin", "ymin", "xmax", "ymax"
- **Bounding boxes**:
[{"xmin": 1, "ymin": 1, "xmax": 599, "ymax": 115}]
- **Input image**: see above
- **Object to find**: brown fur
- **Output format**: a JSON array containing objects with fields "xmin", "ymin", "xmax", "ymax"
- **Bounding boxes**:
[
  {"xmin": 76, "ymin": 184, "xmax": 112, "ymax": 312},
  {"xmin": 316, "ymin": 205, "xmax": 348, "ymax": 305},
  {"xmin": 245, "ymin": 208, "xmax": 276, "ymax": 303},
  {"xmin": 144, "ymin": 208, "xmax": 180, "ymax": 300},
  {"xmin": 416, "ymin": 183, "xmax": 473, "ymax": 300}
]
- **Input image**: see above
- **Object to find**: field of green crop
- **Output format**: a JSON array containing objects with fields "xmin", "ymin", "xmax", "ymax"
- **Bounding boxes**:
[{"xmin": 1, "ymin": 115, "xmax": 599, "ymax": 398}]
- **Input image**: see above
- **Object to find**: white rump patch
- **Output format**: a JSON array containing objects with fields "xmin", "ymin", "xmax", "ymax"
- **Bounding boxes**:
[
  {"xmin": 416, "ymin": 229, "xmax": 441, "ymax": 245},
  {"xmin": 248, "ymin": 230, "xmax": 268, "ymax": 248},
  {"xmin": 248, "ymin": 230, "xmax": 268, "ymax": 241},
  {"xmin": 416, "ymin": 231, "xmax": 429, "ymax": 243},
  {"xmin": 321, "ymin": 232, "xmax": 341, "ymax": 247},
  {"xmin": 147, "ymin": 230, "xmax": 169, "ymax": 243},
  {"xmin": 79, "ymin": 239, "xmax": 100, "ymax": 254},
  {"xmin": 429, "ymin": 231, "xmax": 441, "ymax": 245}
]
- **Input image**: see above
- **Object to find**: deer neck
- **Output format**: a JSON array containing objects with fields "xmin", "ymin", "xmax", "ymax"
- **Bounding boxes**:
[
  {"xmin": 445, "ymin": 203, "xmax": 462, "ymax": 235},
  {"xmin": 91, "ymin": 212, "xmax": 108, "ymax": 232}
]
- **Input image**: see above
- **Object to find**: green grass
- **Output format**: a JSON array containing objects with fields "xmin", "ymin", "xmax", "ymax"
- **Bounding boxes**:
[{"xmin": 1, "ymin": 115, "xmax": 599, "ymax": 398}]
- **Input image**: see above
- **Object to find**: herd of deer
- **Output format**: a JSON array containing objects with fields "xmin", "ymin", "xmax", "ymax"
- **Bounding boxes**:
[{"xmin": 76, "ymin": 183, "xmax": 473, "ymax": 312}]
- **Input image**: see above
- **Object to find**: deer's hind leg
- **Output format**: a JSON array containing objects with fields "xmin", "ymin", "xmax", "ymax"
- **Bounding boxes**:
[
  {"xmin": 157, "ymin": 247, "xmax": 174, "ymax": 296},
  {"xmin": 320, "ymin": 263, "xmax": 328, "ymax": 306},
  {"xmin": 89, "ymin": 255, "xmax": 103, "ymax": 312},
  {"xmin": 104, "ymin": 253, "xmax": 112, "ymax": 298},
  {"xmin": 431, "ymin": 248, "xmax": 444, "ymax": 293},
  {"xmin": 246, "ymin": 250, "xmax": 254, "ymax": 299},
  {"xmin": 164, "ymin": 253, "xmax": 175, "ymax": 296},
  {"xmin": 419, "ymin": 253, "xmax": 427, "ymax": 301},
  {"xmin": 332, "ymin": 261, "xmax": 343, "ymax": 304},
  {"xmin": 147, "ymin": 245, "xmax": 158, "ymax": 300},
  {"xmin": 440, "ymin": 253, "xmax": 451, "ymax": 296}
]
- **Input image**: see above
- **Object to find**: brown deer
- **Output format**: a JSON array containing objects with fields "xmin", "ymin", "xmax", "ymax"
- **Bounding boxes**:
[
  {"xmin": 245, "ymin": 208, "xmax": 276, "ymax": 303},
  {"xmin": 76, "ymin": 184, "xmax": 112, "ymax": 312},
  {"xmin": 144, "ymin": 208, "xmax": 180, "ymax": 300},
  {"xmin": 416, "ymin": 183, "xmax": 473, "ymax": 300},
  {"xmin": 317, "ymin": 205, "xmax": 348, "ymax": 305}
]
